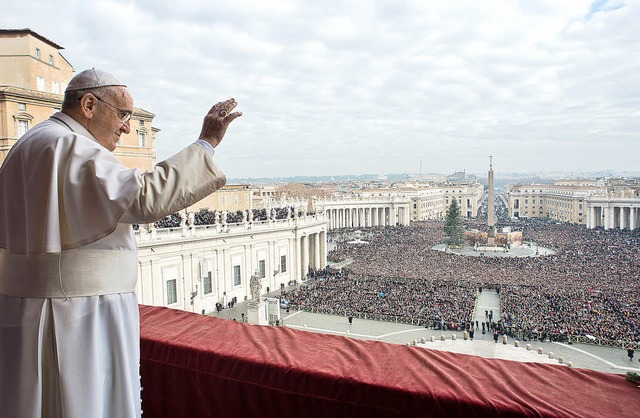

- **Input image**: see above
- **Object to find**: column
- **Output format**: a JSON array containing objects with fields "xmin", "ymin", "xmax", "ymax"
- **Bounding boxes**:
[
  {"xmin": 631, "ymin": 208, "xmax": 637, "ymax": 231},
  {"xmin": 603, "ymin": 206, "xmax": 610, "ymax": 230},
  {"xmin": 269, "ymin": 241, "xmax": 280, "ymax": 290},
  {"xmin": 244, "ymin": 244, "xmax": 253, "ymax": 301},
  {"xmin": 221, "ymin": 248, "xmax": 229, "ymax": 302},
  {"xmin": 390, "ymin": 207, "xmax": 397, "ymax": 226},
  {"xmin": 314, "ymin": 233, "xmax": 320, "ymax": 269},
  {"xmin": 295, "ymin": 235, "xmax": 302, "ymax": 281},
  {"xmin": 320, "ymin": 230, "xmax": 327, "ymax": 268},
  {"xmin": 402, "ymin": 207, "xmax": 408, "ymax": 225},
  {"xmin": 301, "ymin": 234, "xmax": 309, "ymax": 280}
]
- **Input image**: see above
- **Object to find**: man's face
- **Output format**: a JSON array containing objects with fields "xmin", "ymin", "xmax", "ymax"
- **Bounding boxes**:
[{"xmin": 87, "ymin": 87, "xmax": 133, "ymax": 151}]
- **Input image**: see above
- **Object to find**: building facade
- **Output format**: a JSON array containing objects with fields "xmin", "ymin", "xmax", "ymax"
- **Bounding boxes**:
[
  {"xmin": 401, "ymin": 183, "xmax": 483, "ymax": 221},
  {"xmin": 317, "ymin": 194, "xmax": 412, "ymax": 229},
  {"xmin": 134, "ymin": 213, "xmax": 327, "ymax": 314},
  {"xmin": 508, "ymin": 180, "xmax": 640, "ymax": 230},
  {"xmin": 187, "ymin": 184, "xmax": 255, "ymax": 213},
  {"xmin": 0, "ymin": 29, "xmax": 158, "ymax": 170}
]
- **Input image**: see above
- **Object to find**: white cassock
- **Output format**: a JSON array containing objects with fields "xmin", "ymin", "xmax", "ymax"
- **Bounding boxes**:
[{"xmin": 0, "ymin": 112, "xmax": 226, "ymax": 418}]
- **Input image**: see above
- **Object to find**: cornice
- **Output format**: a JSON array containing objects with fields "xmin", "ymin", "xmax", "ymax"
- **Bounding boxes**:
[{"xmin": 0, "ymin": 85, "xmax": 62, "ymax": 105}]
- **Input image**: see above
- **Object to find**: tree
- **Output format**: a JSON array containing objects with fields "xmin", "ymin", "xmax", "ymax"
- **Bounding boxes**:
[{"xmin": 444, "ymin": 200, "xmax": 466, "ymax": 247}]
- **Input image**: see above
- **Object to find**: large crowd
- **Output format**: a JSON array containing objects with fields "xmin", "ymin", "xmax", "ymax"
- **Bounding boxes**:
[
  {"xmin": 144, "ymin": 199, "xmax": 639, "ymax": 343},
  {"xmin": 150, "ymin": 207, "xmax": 301, "ymax": 229},
  {"xmin": 287, "ymin": 216, "xmax": 640, "ymax": 343}
]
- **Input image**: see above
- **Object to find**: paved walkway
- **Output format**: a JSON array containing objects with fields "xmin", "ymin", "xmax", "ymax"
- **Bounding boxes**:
[
  {"xmin": 432, "ymin": 243, "xmax": 556, "ymax": 257},
  {"xmin": 473, "ymin": 289, "xmax": 500, "ymax": 341},
  {"xmin": 211, "ymin": 291, "xmax": 640, "ymax": 375}
]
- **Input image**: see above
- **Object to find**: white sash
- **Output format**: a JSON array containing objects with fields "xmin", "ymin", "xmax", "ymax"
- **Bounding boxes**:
[{"xmin": 0, "ymin": 248, "xmax": 137, "ymax": 298}]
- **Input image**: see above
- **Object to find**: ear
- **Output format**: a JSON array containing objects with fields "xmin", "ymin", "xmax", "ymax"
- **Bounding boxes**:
[{"xmin": 79, "ymin": 93, "xmax": 95, "ymax": 119}]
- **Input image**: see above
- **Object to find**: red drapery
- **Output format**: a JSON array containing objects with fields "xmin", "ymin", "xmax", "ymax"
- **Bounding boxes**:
[{"xmin": 140, "ymin": 305, "xmax": 639, "ymax": 418}]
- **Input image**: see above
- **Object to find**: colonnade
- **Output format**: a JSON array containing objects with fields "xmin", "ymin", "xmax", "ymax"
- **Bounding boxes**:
[
  {"xmin": 296, "ymin": 230, "xmax": 327, "ymax": 281},
  {"xmin": 324, "ymin": 205, "xmax": 411, "ymax": 229},
  {"xmin": 587, "ymin": 204, "xmax": 639, "ymax": 230}
]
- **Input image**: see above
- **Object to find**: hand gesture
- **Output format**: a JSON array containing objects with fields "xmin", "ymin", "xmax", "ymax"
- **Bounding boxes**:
[{"xmin": 199, "ymin": 98, "xmax": 242, "ymax": 148}]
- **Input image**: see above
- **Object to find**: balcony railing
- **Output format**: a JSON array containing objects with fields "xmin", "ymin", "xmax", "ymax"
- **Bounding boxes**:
[
  {"xmin": 139, "ymin": 305, "xmax": 639, "ymax": 418},
  {"xmin": 135, "ymin": 214, "xmax": 327, "ymax": 243}
]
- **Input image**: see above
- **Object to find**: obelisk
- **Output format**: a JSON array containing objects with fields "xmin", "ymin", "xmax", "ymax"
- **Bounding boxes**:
[{"xmin": 487, "ymin": 156, "xmax": 495, "ymax": 246}]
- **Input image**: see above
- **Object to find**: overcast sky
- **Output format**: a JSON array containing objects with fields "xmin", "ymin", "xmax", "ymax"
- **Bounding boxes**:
[{"xmin": 2, "ymin": 0, "xmax": 639, "ymax": 178}]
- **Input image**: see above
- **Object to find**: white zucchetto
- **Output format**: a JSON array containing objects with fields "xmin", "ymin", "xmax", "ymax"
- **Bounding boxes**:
[{"xmin": 65, "ymin": 68, "xmax": 126, "ymax": 92}]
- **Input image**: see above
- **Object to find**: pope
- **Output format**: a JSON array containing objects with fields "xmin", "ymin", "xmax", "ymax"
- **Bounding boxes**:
[{"xmin": 0, "ymin": 68, "xmax": 241, "ymax": 418}]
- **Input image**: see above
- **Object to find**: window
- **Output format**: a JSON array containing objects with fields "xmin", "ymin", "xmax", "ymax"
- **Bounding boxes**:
[
  {"xmin": 36, "ymin": 76, "xmax": 45, "ymax": 91},
  {"xmin": 138, "ymin": 132, "xmax": 146, "ymax": 147},
  {"xmin": 18, "ymin": 103, "xmax": 26, "ymax": 110},
  {"xmin": 17, "ymin": 120, "xmax": 29, "ymax": 136},
  {"xmin": 49, "ymin": 54, "xmax": 54, "ymax": 65},
  {"xmin": 35, "ymin": 48, "xmax": 41, "ymax": 59},
  {"xmin": 280, "ymin": 255, "xmax": 287, "ymax": 273},
  {"xmin": 233, "ymin": 265, "xmax": 241, "ymax": 286},
  {"xmin": 166, "ymin": 279, "xmax": 177, "ymax": 305},
  {"xmin": 203, "ymin": 271, "xmax": 213, "ymax": 295},
  {"xmin": 221, "ymin": 196, "xmax": 227, "ymax": 205},
  {"xmin": 259, "ymin": 260, "xmax": 266, "ymax": 279},
  {"xmin": 51, "ymin": 81, "xmax": 59, "ymax": 94},
  {"xmin": 140, "ymin": 120, "xmax": 145, "ymax": 126},
  {"xmin": 234, "ymin": 194, "xmax": 239, "ymax": 205}
]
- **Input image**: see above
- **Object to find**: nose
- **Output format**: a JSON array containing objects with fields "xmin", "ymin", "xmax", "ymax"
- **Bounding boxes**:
[{"xmin": 121, "ymin": 120, "xmax": 131, "ymax": 134}]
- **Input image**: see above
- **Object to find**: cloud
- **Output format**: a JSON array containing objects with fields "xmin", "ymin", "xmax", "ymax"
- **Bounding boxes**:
[{"xmin": 1, "ymin": 0, "xmax": 638, "ymax": 177}]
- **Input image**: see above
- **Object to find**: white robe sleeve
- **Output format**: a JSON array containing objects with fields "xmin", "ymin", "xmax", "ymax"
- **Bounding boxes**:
[
  {"xmin": 120, "ymin": 143, "xmax": 226, "ymax": 224},
  {"xmin": 0, "ymin": 118, "xmax": 225, "ymax": 255}
]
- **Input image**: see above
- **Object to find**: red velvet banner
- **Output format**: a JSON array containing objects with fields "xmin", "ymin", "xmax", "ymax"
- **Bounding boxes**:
[{"xmin": 140, "ymin": 305, "xmax": 640, "ymax": 417}]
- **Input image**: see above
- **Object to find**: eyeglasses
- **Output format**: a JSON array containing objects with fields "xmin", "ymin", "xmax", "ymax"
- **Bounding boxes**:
[{"xmin": 86, "ymin": 93, "xmax": 132, "ymax": 124}]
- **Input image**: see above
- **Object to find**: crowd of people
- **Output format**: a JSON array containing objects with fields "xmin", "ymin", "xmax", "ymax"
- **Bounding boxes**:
[
  {"xmin": 286, "ymin": 268, "xmax": 475, "ymax": 328},
  {"xmin": 288, "ymin": 218, "xmax": 640, "ymax": 344},
  {"xmin": 149, "ymin": 206, "xmax": 302, "ymax": 229},
  {"xmin": 145, "ymin": 198, "xmax": 639, "ymax": 343}
]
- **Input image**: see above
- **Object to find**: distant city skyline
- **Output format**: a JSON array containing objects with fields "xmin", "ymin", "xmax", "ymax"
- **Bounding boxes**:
[
  {"xmin": 2, "ymin": 0, "xmax": 638, "ymax": 177},
  {"xmin": 228, "ymin": 168, "xmax": 640, "ymax": 185}
]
